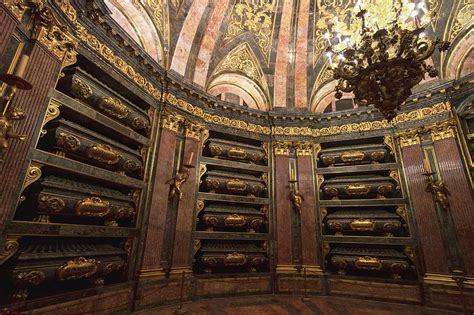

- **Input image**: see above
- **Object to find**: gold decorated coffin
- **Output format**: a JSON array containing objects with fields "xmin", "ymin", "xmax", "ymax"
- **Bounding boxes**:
[
  {"xmin": 322, "ymin": 175, "xmax": 395, "ymax": 200},
  {"xmin": 199, "ymin": 241, "xmax": 267, "ymax": 273},
  {"xmin": 325, "ymin": 210, "xmax": 402, "ymax": 236},
  {"xmin": 58, "ymin": 69, "xmax": 150, "ymax": 135},
  {"xmin": 319, "ymin": 144, "xmax": 388, "ymax": 167},
  {"xmin": 329, "ymin": 246, "xmax": 411, "ymax": 279},
  {"xmin": 45, "ymin": 119, "xmax": 143, "ymax": 177},
  {"xmin": 35, "ymin": 176, "xmax": 135, "ymax": 226},
  {"xmin": 206, "ymin": 139, "xmax": 267, "ymax": 164},
  {"xmin": 203, "ymin": 170, "xmax": 267, "ymax": 197},
  {"xmin": 5, "ymin": 238, "xmax": 126, "ymax": 302},
  {"xmin": 200, "ymin": 204, "xmax": 266, "ymax": 232}
]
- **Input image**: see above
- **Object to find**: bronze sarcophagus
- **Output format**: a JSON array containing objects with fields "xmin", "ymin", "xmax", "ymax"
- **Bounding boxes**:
[
  {"xmin": 329, "ymin": 246, "xmax": 411, "ymax": 279},
  {"xmin": 322, "ymin": 175, "xmax": 395, "ymax": 199},
  {"xmin": 44, "ymin": 119, "xmax": 143, "ymax": 177},
  {"xmin": 205, "ymin": 139, "xmax": 267, "ymax": 164},
  {"xmin": 203, "ymin": 170, "xmax": 267, "ymax": 197},
  {"xmin": 199, "ymin": 241, "xmax": 267, "ymax": 273},
  {"xmin": 34, "ymin": 176, "xmax": 135, "ymax": 226},
  {"xmin": 200, "ymin": 204, "xmax": 266, "ymax": 232},
  {"xmin": 5, "ymin": 238, "xmax": 126, "ymax": 302},
  {"xmin": 319, "ymin": 144, "xmax": 388, "ymax": 167},
  {"xmin": 325, "ymin": 210, "xmax": 402, "ymax": 237},
  {"xmin": 58, "ymin": 69, "xmax": 150, "ymax": 135}
]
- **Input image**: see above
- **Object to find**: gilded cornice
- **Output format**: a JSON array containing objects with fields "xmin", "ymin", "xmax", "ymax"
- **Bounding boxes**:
[
  {"xmin": 426, "ymin": 120, "xmax": 457, "ymax": 142},
  {"xmin": 295, "ymin": 142, "xmax": 313, "ymax": 156},
  {"xmin": 37, "ymin": 25, "xmax": 78, "ymax": 68},
  {"xmin": 185, "ymin": 122, "xmax": 206, "ymax": 141},
  {"xmin": 273, "ymin": 141, "xmax": 291, "ymax": 156},
  {"xmin": 397, "ymin": 128, "xmax": 422, "ymax": 148},
  {"xmin": 165, "ymin": 93, "xmax": 272, "ymax": 135},
  {"xmin": 75, "ymin": 25, "xmax": 162, "ymax": 100},
  {"xmin": 160, "ymin": 111, "xmax": 184, "ymax": 133}
]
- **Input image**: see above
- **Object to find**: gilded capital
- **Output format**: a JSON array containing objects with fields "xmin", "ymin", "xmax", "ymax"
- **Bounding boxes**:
[
  {"xmin": 427, "ymin": 120, "xmax": 457, "ymax": 142},
  {"xmin": 185, "ymin": 122, "xmax": 206, "ymax": 141},
  {"xmin": 3, "ymin": 0, "xmax": 28, "ymax": 20},
  {"xmin": 273, "ymin": 141, "xmax": 291, "ymax": 155},
  {"xmin": 397, "ymin": 128, "xmax": 422, "ymax": 148},
  {"xmin": 37, "ymin": 25, "xmax": 78, "ymax": 67},
  {"xmin": 295, "ymin": 141, "xmax": 313, "ymax": 156},
  {"xmin": 160, "ymin": 112, "xmax": 184, "ymax": 133}
]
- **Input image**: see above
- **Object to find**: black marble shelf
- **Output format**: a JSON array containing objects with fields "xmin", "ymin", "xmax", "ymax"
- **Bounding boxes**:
[
  {"xmin": 32, "ymin": 150, "xmax": 145, "ymax": 189},
  {"xmin": 322, "ymin": 235, "xmax": 413, "ymax": 245},
  {"xmin": 200, "ymin": 156, "xmax": 268, "ymax": 173},
  {"xmin": 197, "ymin": 192, "xmax": 269, "ymax": 205},
  {"xmin": 6, "ymin": 221, "xmax": 137, "ymax": 238},
  {"xmin": 319, "ymin": 198, "xmax": 407, "ymax": 207},
  {"xmin": 50, "ymin": 90, "xmax": 150, "ymax": 146},
  {"xmin": 194, "ymin": 231, "xmax": 269, "ymax": 241},
  {"xmin": 316, "ymin": 163, "xmax": 400, "ymax": 174}
]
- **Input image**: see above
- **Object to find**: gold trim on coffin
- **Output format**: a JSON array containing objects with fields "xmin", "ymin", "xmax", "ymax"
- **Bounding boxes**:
[
  {"xmin": 349, "ymin": 219, "xmax": 375, "ymax": 231},
  {"xmin": 86, "ymin": 144, "xmax": 121, "ymax": 165},
  {"xmin": 74, "ymin": 197, "xmax": 111, "ymax": 217},
  {"xmin": 354, "ymin": 256, "xmax": 383, "ymax": 271},
  {"xmin": 56, "ymin": 257, "xmax": 99, "ymax": 281},
  {"xmin": 341, "ymin": 151, "xmax": 365, "ymax": 162},
  {"xmin": 226, "ymin": 179, "xmax": 247, "ymax": 192},
  {"xmin": 98, "ymin": 97, "xmax": 130, "ymax": 119},
  {"xmin": 224, "ymin": 214, "xmax": 246, "ymax": 227},
  {"xmin": 224, "ymin": 252, "xmax": 247, "ymax": 266},
  {"xmin": 228, "ymin": 147, "xmax": 247, "ymax": 159},
  {"xmin": 345, "ymin": 184, "xmax": 370, "ymax": 196}
]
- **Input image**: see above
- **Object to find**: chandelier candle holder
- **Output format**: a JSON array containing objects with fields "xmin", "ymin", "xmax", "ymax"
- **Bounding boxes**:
[{"xmin": 325, "ymin": 0, "xmax": 450, "ymax": 120}]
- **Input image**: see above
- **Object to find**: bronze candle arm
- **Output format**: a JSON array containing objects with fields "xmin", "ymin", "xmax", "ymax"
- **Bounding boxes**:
[
  {"xmin": 0, "ymin": 73, "xmax": 32, "ymax": 162},
  {"xmin": 166, "ymin": 151, "xmax": 195, "ymax": 200},
  {"xmin": 422, "ymin": 159, "xmax": 450, "ymax": 211},
  {"xmin": 288, "ymin": 179, "xmax": 304, "ymax": 214}
]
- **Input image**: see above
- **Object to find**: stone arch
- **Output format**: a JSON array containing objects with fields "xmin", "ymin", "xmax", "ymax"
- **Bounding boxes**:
[
  {"xmin": 445, "ymin": 29, "xmax": 474, "ymax": 80},
  {"xmin": 105, "ymin": 0, "xmax": 164, "ymax": 64}
]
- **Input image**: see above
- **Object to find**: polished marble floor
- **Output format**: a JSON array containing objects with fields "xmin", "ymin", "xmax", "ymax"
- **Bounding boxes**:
[{"xmin": 137, "ymin": 294, "xmax": 461, "ymax": 315}]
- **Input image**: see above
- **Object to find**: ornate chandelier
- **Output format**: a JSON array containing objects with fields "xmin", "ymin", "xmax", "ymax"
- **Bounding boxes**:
[{"xmin": 325, "ymin": 0, "xmax": 450, "ymax": 120}]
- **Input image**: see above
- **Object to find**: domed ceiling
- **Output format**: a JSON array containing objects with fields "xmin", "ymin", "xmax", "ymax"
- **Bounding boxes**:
[{"xmin": 104, "ymin": 0, "xmax": 473, "ymax": 112}]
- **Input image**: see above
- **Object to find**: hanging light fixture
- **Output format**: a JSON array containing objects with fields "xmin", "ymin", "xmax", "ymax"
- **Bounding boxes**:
[{"xmin": 326, "ymin": 0, "xmax": 450, "ymax": 120}]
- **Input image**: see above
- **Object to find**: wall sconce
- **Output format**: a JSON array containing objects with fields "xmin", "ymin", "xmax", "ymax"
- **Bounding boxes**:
[
  {"xmin": 422, "ymin": 158, "xmax": 450, "ymax": 210},
  {"xmin": 0, "ymin": 53, "xmax": 33, "ymax": 162},
  {"xmin": 289, "ymin": 167, "xmax": 304, "ymax": 214},
  {"xmin": 166, "ymin": 151, "xmax": 195, "ymax": 200}
]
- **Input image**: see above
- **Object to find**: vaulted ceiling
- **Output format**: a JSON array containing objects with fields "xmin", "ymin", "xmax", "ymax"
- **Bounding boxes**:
[{"xmin": 104, "ymin": 0, "xmax": 473, "ymax": 112}]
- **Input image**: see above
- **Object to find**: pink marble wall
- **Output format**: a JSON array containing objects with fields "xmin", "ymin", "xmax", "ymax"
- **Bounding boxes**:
[{"xmin": 294, "ymin": 0, "xmax": 310, "ymax": 108}]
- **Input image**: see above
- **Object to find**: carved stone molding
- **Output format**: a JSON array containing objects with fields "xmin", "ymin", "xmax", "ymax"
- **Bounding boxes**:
[
  {"xmin": 0, "ymin": 236, "xmax": 21, "ymax": 265},
  {"xmin": 273, "ymin": 141, "xmax": 291, "ymax": 156},
  {"xmin": 397, "ymin": 128, "xmax": 422, "ymax": 148},
  {"xmin": 3, "ymin": 0, "xmax": 28, "ymax": 20}
]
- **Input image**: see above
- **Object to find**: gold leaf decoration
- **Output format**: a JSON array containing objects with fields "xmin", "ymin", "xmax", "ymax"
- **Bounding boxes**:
[{"xmin": 223, "ymin": 0, "xmax": 278, "ymax": 63}]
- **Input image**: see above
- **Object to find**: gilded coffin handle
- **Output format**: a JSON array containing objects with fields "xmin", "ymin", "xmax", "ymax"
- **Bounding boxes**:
[
  {"xmin": 98, "ymin": 97, "xmax": 130, "ymax": 119},
  {"xmin": 228, "ymin": 147, "xmax": 247, "ymax": 159},
  {"xmin": 354, "ymin": 256, "xmax": 382, "ymax": 271},
  {"xmin": 74, "ymin": 197, "xmax": 111, "ymax": 217},
  {"xmin": 86, "ymin": 143, "xmax": 121, "ymax": 165},
  {"xmin": 340, "ymin": 150, "xmax": 365, "ymax": 162},
  {"xmin": 56, "ymin": 257, "xmax": 99, "ymax": 281},
  {"xmin": 226, "ymin": 179, "xmax": 247, "ymax": 192},
  {"xmin": 349, "ymin": 219, "xmax": 375, "ymax": 231},
  {"xmin": 224, "ymin": 214, "xmax": 246, "ymax": 227},
  {"xmin": 224, "ymin": 252, "xmax": 247, "ymax": 266},
  {"xmin": 345, "ymin": 184, "xmax": 370, "ymax": 196}
]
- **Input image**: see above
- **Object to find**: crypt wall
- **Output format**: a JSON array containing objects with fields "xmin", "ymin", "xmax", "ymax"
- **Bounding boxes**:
[{"xmin": 0, "ymin": 0, "xmax": 473, "ymax": 314}]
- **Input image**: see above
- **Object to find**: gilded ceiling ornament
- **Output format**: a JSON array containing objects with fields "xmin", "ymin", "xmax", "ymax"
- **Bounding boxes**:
[
  {"xmin": 214, "ymin": 43, "xmax": 264, "ymax": 86},
  {"xmin": 138, "ymin": 0, "xmax": 169, "ymax": 43},
  {"xmin": 448, "ymin": 0, "xmax": 472, "ymax": 42},
  {"xmin": 223, "ymin": 0, "xmax": 278, "ymax": 63}
]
